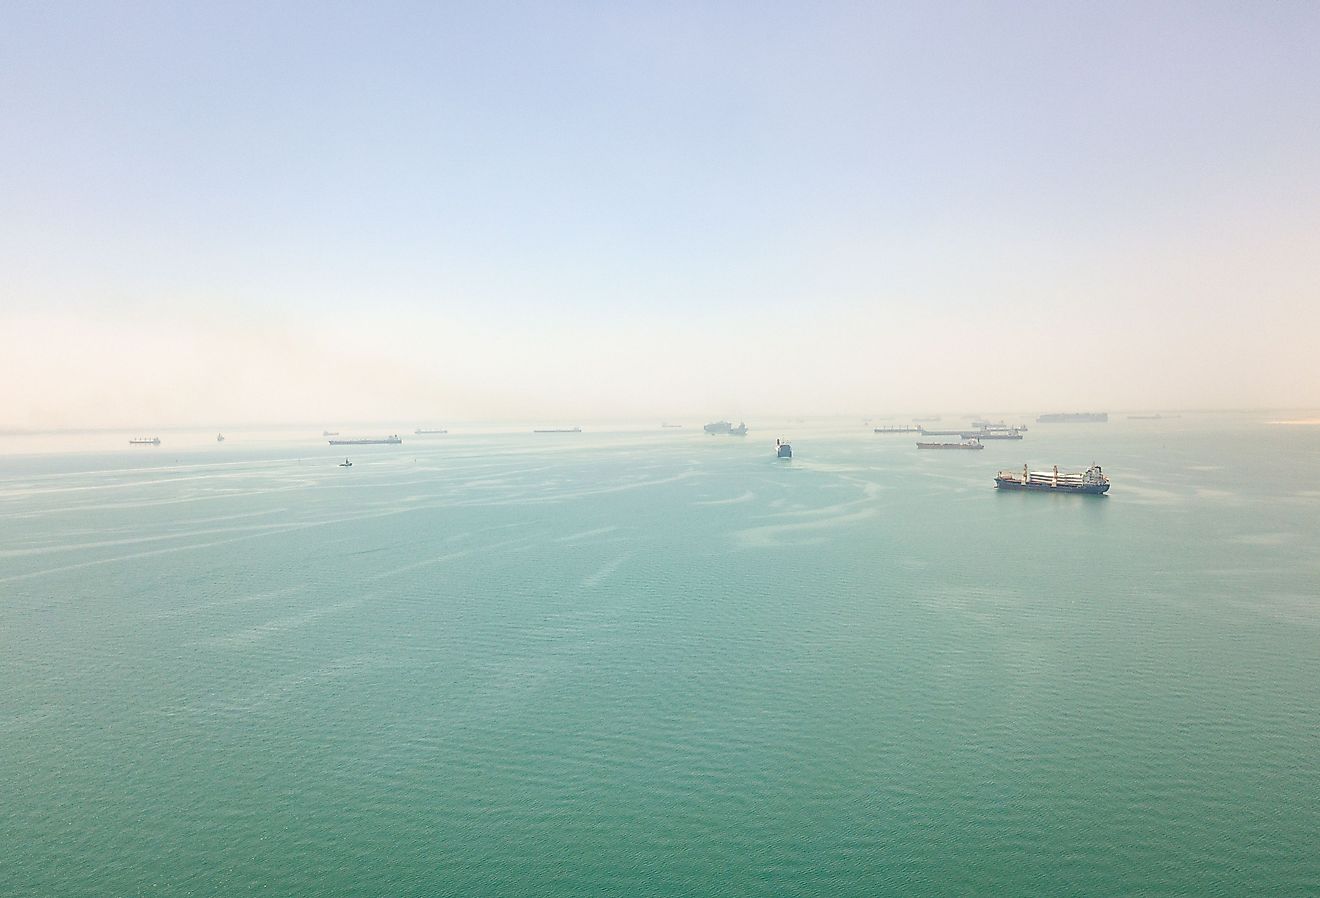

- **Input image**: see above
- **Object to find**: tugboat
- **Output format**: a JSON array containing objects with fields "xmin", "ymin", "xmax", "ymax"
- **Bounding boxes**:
[
  {"xmin": 775, "ymin": 439, "xmax": 792, "ymax": 459},
  {"xmin": 994, "ymin": 464, "xmax": 1109, "ymax": 494},
  {"xmin": 339, "ymin": 458, "xmax": 353, "ymax": 467}
]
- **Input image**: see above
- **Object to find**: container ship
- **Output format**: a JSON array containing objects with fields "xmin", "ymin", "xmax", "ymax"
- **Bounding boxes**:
[
  {"xmin": 917, "ymin": 439, "xmax": 983, "ymax": 450},
  {"xmin": 874, "ymin": 425, "xmax": 922, "ymax": 433},
  {"xmin": 533, "ymin": 427, "xmax": 582, "ymax": 433},
  {"xmin": 704, "ymin": 421, "xmax": 748, "ymax": 436},
  {"xmin": 1037, "ymin": 412, "xmax": 1108, "ymax": 423},
  {"xmin": 129, "ymin": 437, "xmax": 161, "ymax": 446},
  {"xmin": 328, "ymin": 435, "xmax": 402, "ymax": 445},
  {"xmin": 995, "ymin": 464, "xmax": 1110, "ymax": 494}
]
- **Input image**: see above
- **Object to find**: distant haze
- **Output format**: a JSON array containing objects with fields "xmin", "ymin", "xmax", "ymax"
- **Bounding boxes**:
[{"xmin": 3, "ymin": 2, "xmax": 1318, "ymax": 429}]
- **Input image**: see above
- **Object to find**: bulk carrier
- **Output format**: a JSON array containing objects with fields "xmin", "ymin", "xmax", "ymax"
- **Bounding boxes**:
[
  {"xmin": 328, "ymin": 435, "xmax": 402, "ymax": 445},
  {"xmin": 995, "ymin": 464, "xmax": 1110, "ymax": 494},
  {"xmin": 961, "ymin": 430, "xmax": 1024, "ymax": 440},
  {"xmin": 917, "ymin": 439, "xmax": 983, "ymax": 450}
]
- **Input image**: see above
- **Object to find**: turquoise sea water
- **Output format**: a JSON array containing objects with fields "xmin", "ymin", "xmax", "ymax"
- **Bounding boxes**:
[{"xmin": 3, "ymin": 418, "xmax": 1319, "ymax": 896}]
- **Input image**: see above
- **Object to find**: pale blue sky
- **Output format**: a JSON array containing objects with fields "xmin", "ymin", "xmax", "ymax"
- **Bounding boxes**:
[{"xmin": 3, "ymin": 2, "xmax": 1318, "ymax": 426}]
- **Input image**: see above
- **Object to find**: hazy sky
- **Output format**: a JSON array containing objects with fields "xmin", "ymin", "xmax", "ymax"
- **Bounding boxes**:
[{"xmin": 3, "ymin": 1, "xmax": 1318, "ymax": 428}]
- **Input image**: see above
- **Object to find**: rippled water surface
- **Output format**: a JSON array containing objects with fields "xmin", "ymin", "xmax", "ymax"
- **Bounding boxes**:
[{"xmin": 3, "ymin": 419, "xmax": 1319, "ymax": 896}]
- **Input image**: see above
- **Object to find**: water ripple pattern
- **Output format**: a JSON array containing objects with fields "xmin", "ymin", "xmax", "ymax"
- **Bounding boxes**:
[{"xmin": 2, "ymin": 421, "xmax": 1319, "ymax": 897}]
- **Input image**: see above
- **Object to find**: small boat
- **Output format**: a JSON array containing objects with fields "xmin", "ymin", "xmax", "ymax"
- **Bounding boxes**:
[
  {"xmin": 216, "ymin": 433, "xmax": 225, "ymax": 442},
  {"xmin": 775, "ymin": 439, "xmax": 792, "ymax": 459},
  {"xmin": 339, "ymin": 458, "xmax": 353, "ymax": 467}
]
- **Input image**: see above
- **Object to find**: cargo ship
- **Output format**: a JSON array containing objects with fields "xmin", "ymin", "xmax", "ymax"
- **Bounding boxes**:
[
  {"xmin": 776, "ymin": 439, "xmax": 792, "ymax": 459},
  {"xmin": 1037, "ymin": 412, "xmax": 1108, "ymax": 423},
  {"xmin": 995, "ymin": 464, "xmax": 1110, "ymax": 494},
  {"xmin": 704, "ymin": 421, "xmax": 748, "ymax": 436},
  {"xmin": 917, "ymin": 439, "xmax": 983, "ymax": 450},
  {"xmin": 322, "ymin": 430, "xmax": 339, "ymax": 436},
  {"xmin": 129, "ymin": 437, "xmax": 161, "ymax": 446},
  {"xmin": 874, "ymin": 425, "xmax": 922, "ymax": 433},
  {"xmin": 961, "ymin": 430, "xmax": 1024, "ymax": 440},
  {"xmin": 533, "ymin": 427, "xmax": 582, "ymax": 433},
  {"xmin": 414, "ymin": 428, "xmax": 448, "ymax": 434},
  {"xmin": 328, "ymin": 435, "xmax": 402, "ymax": 445}
]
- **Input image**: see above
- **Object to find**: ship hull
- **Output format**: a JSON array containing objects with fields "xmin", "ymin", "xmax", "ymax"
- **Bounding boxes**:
[
  {"xmin": 995, "ymin": 478, "xmax": 1109, "ymax": 494},
  {"xmin": 329, "ymin": 439, "xmax": 401, "ymax": 445}
]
